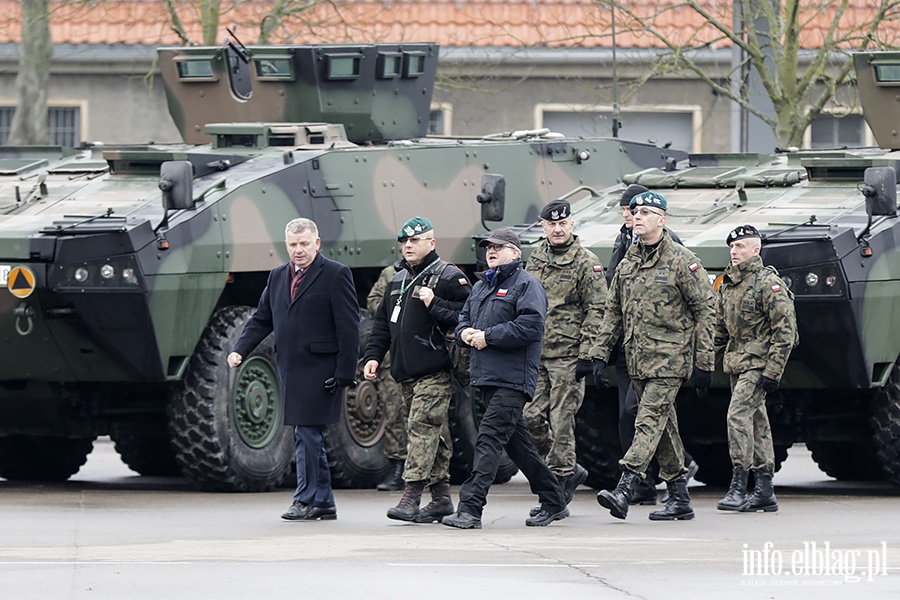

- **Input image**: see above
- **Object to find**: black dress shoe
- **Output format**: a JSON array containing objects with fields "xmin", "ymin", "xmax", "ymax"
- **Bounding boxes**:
[
  {"xmin": 442, "ymin": 511, "xmax": 482, "ymax": 529},
  {"xmin": 302, "ymin": 505, "xmax": 337, "ymax": 521},
  {"xmin": 526, "ymin": 507, "xmax": 569, "ymax": 527},
  {"xmin": 281, "ymin": 502, "xmax": 311, "ymax": 521}
]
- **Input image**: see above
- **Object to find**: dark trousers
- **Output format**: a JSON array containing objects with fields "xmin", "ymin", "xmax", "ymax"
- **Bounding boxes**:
[
  {"xmin": 292, "ymin": 425, "xmax": 335, "ymax": 508},
  {"xmin": 458, "ymin": 386, "xmax": 565, "ymax": 518}
]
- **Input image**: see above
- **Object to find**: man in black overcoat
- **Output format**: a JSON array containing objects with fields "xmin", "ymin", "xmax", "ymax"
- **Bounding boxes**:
[{"xmin": 228, "ymin": 217, "xmax": 360, "ymax": 521}]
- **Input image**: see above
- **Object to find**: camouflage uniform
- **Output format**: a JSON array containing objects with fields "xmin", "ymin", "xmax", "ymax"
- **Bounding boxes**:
[
  {"xmin": 591, "ymin": 229, "xmax": 715, "ymax": 482},
  {"xmin": 524, "ymin": 234, "xmax": 606, "ymax": 476},
  {"xmin": 714, "ymin": 255, "xmax": 797, "ymax": 471},
  {"xmin": 367, "ymin": 264, "xmax": 407, "ymax": 462}
]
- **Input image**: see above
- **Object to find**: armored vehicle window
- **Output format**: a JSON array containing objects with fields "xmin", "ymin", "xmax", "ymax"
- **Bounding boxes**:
[
  {"xmin": 874, "ymin": 65, "xmax": 900, "ymax": 83},
  {"xmin": 377, "ymin": 53, "xmax": 402, "ymax": 79},
  {"xmin": 403, "ymin": 52, "xmax": 426, "ymax": 78},
  {"xmin": 176, "ymin": 60, "xmax": 216, "ymax": 80},
  {"xmin": 325, "ymin": 54, "xmax": 362, "ymax": 80},
  {"xmin": 255, "ymin": 59, "xmax": 294, "ymax": 81}
]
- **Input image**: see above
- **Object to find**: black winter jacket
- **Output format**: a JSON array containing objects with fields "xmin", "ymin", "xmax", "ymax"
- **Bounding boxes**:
[
  {"xmin": 456, "ymin": 259, "xmax": 547, "ymax": 398},
  {"xmin": 364, "ymin": 250, "xmax": 471, "ymax": 382}
]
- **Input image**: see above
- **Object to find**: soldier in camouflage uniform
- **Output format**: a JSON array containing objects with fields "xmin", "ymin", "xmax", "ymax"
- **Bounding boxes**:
[
  {"xmin": 714, "ymin": 225, "xmax": 797, "ymax": 513},
  {"xmin": 367, "ymin": 262, "xmax": 409, "ymax": 492},
  {"xmin": 588, "ymin": 191, "xmax": 715, "ymax": 521},
  {"xmin": 363, "ymin": 217, "xmax": 471, "ymax": 523},
  {"xmin": 524, "ymin": 199, "xmax": 605, "ymax": 516}
]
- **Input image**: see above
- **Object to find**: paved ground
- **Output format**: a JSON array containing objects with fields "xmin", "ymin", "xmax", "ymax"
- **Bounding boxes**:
[{"xmin": 1, "ymin": 439, "xmax": 898, "ymax": 599}]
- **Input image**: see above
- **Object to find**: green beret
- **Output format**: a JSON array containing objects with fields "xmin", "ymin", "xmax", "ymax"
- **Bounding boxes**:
[
  {"xmin": 397, "ymin": 216, "xmax": 433, "ymax": 241},
  {"xmin": 629, "ymin": 191, "xmax": 668, "ymax": 212}
]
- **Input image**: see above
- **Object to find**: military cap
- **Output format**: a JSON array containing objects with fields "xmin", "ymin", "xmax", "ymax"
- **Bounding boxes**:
[
  {"xmin": 478, "ymin": 228, "xmax": 521, "ymax": 250},
  {"xmin": 397, "ymin": 216, "xmax": 433, "ymax": 241},
  {"xmin": 726, "ymin": 224, "xmax": 761, "ymax": 246},
  {"xmin": 540, "ymin": 199, "xmax": 571, "ymax": 221},
  {"xmin": 620, "ymin": 184, "xmax": 649, "ymax": 207},
  {"xmin": 629, "ymin": 190, "xmax": 668, "ymax": 212}
]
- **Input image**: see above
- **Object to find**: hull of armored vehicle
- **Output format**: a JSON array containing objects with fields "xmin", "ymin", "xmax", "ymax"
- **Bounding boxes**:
[
  {"xmin": 511, "ymin": 145, "xmax": 900, "ymax": 488},
  {"xmin": 0, "ymin": 42, "xmax": 687, "ymax": 490}
]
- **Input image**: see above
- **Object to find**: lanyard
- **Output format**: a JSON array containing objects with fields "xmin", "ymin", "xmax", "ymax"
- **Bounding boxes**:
[{"xmin": 395, "ymin": 258, "xmax": 442, "ymax": 306}]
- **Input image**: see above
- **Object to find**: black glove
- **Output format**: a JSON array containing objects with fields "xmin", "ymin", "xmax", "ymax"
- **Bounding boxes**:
[
  {"xmin": 574, "ymin": 359, "xmax": 593, "ymax": 382},
  {"xmin": 691, "ymin": 367, "xmax": 712, "ymax": 398},
  {"xmin": 591, "ymin": 359, "xmax": 608, "ymax": 390},
  {"xmin": 758, "ymin": 375, "xmax": 779, "ymax": 393},
  {"xmin": 324, "ymin": 377, "xmax": 357, "ymax": 391}
]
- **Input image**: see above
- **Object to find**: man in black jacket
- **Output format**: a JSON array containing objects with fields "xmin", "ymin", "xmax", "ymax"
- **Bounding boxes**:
[
  {"xmin": 442, "ymin": 228, "xmax": 568, "ymax": 529},
  {"xmin": 363, "ymin": 217, "xmax": 471, "ymax": 524}
]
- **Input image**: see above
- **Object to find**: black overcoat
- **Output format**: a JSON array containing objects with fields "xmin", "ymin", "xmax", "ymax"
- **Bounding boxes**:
[{"xmin": 234, "ymin": 252, "xmax": 360, "ymax": 426}]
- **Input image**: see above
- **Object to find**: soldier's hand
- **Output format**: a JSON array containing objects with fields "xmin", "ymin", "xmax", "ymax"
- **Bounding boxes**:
[
  {"xmin": 758, "ymin": 375, "xmax": 779, "ymax": 393},
  {"xmin": 591, "ymin": 359, "xmax": 608, "ymax": 390},
  {"xmin": 575, "ymin": 359, "xmax": 593, "ymax": 382},
  {"xmin": 227, "ymin": 352, "xmax": 243, "ymax": 368},
  {"xmin": 691, "ymin": 367, "xmax": 712, "ymax": 398},
  {"xmin": 363, "ymin": 360, "xmax": 379, "ymax": 380},
  {"xmin": 418, "ymin": 286, "xmax": 435, "ymax": 307}
]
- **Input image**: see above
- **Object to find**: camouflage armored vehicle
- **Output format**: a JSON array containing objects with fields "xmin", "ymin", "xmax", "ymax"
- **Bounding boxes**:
[
  {"xmin": 0, "ymin": 41, "xmax": 686, "ymax": 491},
  {"xmin": 507, "ymin": 50, "xmax": 900, "ymax": 489}
]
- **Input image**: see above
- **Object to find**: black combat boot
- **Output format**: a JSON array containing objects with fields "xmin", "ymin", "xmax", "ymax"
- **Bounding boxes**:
[
  {"xmin": 629, "ymin": 476, "xmax": 658, "ymax": 505},
  {"xmin": 376, "ymin": 459, "xmax": 405, "ymax": 492},
  {"xmin": 530, "ymin": 463, "xmax": 589, "ymax": 517},
  {"xmin": 717, "ymin": 467, "xmax": 750, "ymax": 511},
  {"xmin": 414, "ymin": 481, "xmax": 455, "ymax": 523},
  {"xmin": 386, "ymin": 481, "xmax": 425, "ymax": 521},
  {"xmin": 741, "ymin": 469, "xmax": 778, "ymax": 513},
  {"xmin": 596, "ymin": 471, "xmax": 640, "ymax": 520},
  {"xmin": 649, "ymin": 477, "xmax": 695, "ymax": 521}
]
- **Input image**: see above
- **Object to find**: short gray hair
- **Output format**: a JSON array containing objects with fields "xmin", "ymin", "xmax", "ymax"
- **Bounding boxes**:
[{"xmin": 285, "ymin": 217, "xmax": 318, "ymax": 238}]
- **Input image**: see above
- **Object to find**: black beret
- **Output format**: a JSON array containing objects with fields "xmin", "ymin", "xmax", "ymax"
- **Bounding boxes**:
[
  {"xmin": 540, "ymin": 199, "xmax": 571, "ymax": 221},
  {"xmin": 620, "ymin": 184, "xmax": 649, "ymax": 207},
  {"xmin": 726, "ymin": 224, "xmax": 761, "ymax": 246}
]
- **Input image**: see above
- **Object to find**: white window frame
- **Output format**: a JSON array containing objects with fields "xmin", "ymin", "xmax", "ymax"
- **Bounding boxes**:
[
  {"xmin": 0, "ymin": 100, "xmax": 89, "ymax": 145},
  {"xmin": 429, "ymin": 101, "xmax": 453, "ymax": 136},
  {"xmin": 535, "ymin": 102, "xmax": 703, "ymax": 152},
  {"xmin": 803, "ymin": 107, "xmax": 875, "ymax": 148}
]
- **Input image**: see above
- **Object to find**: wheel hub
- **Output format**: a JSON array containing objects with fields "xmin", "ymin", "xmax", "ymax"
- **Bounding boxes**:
[
  {"xmin": 233, "ymin": 358, "xmax": 282, "ymax": 449},
  {"xmin": 344, "ymin": 379, "xmax": 386, "ymax": 447}
]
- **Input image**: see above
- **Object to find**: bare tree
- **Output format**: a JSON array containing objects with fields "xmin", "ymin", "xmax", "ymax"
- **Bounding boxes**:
[{"xmin": 8, "ymin": 0, "xmax": 52, "ymax": 145}]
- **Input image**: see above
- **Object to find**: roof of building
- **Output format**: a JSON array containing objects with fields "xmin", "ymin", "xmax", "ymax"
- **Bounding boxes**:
[{"xmin": 0, "ymin": 0, "xmax": 894, "ymax": 50}]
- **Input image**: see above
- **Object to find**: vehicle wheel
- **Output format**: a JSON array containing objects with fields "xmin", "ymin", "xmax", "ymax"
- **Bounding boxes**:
[
  {"xmin": 689, "ymin": 442, "xmax": 790, "ymax": 486},
  {"xmin": 0, "ymin": 435, "xmax": 95, "ymax": 481},
  {"xmin": 872, "ymin": 358, "xmax": 900, "ymax": 485},
  {"xmin": 326, "ymin": 308, "xmax": 391, "ymax": 488},
  {"xmin": 111, "ymin": 416, "xmax": 182, "ymax": 477},
  {"xmin": 575, "ymin": 387, "xmax": 621, "ymax": 490},
  {"xmin": 167, "ymin": 306, "xmax": 294, "ymax": 492},
  {"xmin": 449, "ymin": 381, "xmax": 519, "ymax": 485},
  {"xmin": 807, "ymin": 440, "xmax": 885, "ymax": 481}
]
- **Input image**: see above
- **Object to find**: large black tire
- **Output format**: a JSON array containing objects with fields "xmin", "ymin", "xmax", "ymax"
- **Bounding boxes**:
[
  {"xmin": 167, "ymin": 306, "xmax": 294, "ymax": 492},
  {"xmin": 872, "ymin": 358, "xmax": 900, "ymax": 485},
  {"xmin": 0, "ymin": 435, "xmax": 95, "ymax": 481},
  {"xmin": 325, "ymin": 308, "xmax": 391, "ymax": 488},
  {"xmin": 111, "ymin": 415, "xmax": 182, "ymax": 477},
  {"xmin": 448, "ymin": 382, "xmax": 519, "ymax": 485},
  {"xmin": 807, "ymin": 440, "xmax": 885, "ymax": 481},
  {"xmin": 688, "ymin": 442, "xmax": 790, "ymax": 486},
  {"xmin": 575, "ymin": 387, "xmax": 621, "ymax": 490}
]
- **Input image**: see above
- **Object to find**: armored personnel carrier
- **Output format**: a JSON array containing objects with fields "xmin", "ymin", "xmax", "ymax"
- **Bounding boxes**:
[
  {"xmin": 0, "ymin": 41, "xmax": 686, "ymax": 490},
  {"xmin": 508, "ymin": 51, "xmax": 900, "ymax": 489}
]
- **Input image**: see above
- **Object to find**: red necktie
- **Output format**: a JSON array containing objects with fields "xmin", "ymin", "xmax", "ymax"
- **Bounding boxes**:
[{"xmin": 290, "ymin": 268, "xmax": 305, "ymax": 300}]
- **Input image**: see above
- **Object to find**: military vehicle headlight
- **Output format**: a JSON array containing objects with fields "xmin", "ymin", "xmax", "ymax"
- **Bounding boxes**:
[
  {"xmin": 779, "ymin": 263, "xmax": 845, "ymax": 298},
  {"xmin": 54, "ymin": 256, "xmax": 142, "ymax": 291},
  {"xmin": 805, "ymin": 272, "xmax": 819, "ymax": 287}
]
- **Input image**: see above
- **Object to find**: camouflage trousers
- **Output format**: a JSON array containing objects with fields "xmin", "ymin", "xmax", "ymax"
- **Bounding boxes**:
[
  {"xmin": 524, "ymin": 357, "xmax": 585, "ymax": 477},
  {"xmin": 622, "ymin": 378, "xmax": 688, "ymax": 482},
  {"xmin": 376, "ymin": 352, "xmax": 408, "ymax": 460},
  {"xmin": 400, "ymin": 370, "xmax": 453, "ymax": 485},
  {"xmin": 727, "ymin": 370, "xmax": 774, "ymax": 472}
]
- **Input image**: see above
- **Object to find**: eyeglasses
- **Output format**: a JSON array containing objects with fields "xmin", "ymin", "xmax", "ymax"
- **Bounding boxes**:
[
  {"xmin": 631, "ymin": 207, "xmax": 664, "ymax": 218},
  {"xmin": 484, "ymin": 243, "xmax": 513, "ymax": 252},
  {"xmin": 400, "ymin": 237, "xmax": 434, "ymax": 246}
]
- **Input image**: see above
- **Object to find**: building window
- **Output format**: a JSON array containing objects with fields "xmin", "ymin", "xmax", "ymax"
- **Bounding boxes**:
[
  {"xmin": 539, "ymin": 105, "xmax": 700, "ymax": 152},
  {"xmin": 0, "ymin": 106, "xmax": 82, "ymax": 147},
  {"xmin": 810, "ymin": 113, "xmax": 866, "ymax": 148},
  {"xmin": 429, "ymin": 103, "xmax": 452, "ymax": 135}
]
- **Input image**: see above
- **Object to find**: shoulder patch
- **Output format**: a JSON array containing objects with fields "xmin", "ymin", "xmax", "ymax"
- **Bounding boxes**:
[
  {"xmin": 689, "ymin": 262, "xmax": 700, "ymax": 272},
  {"xmin": 593, "ymin": 265, "xmax": 603, "ymax": 272},
  {"xmin": 771, "ymin": 284, "xmax": 781, "ymax": 292},
  {"xmin": 497, "ymin": 289, "xmax": 508, "ymax": 297},
  {"xmin": 458, "ymin": 277, "xmax": 468, "ymax": 286}
]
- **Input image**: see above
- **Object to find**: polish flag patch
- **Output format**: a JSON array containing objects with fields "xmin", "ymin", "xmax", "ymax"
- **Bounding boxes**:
[
  {"xmin": 458, "ymin": 277, "xmax": 468, "ymax": 286},
  {"xmin": 772, "ymin": 284, "xmax": 782, "ymax": 292},
  {"xmin": 593, "ymin": 265, "xmax": 603, "ymax": 272},
  {"xmin": 689, "ymin": 263, "xmax": 700, "ymax": 272},
  {"xmin": 497, "ymin": 289, "xmax": 508, "ymax": 297}
]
